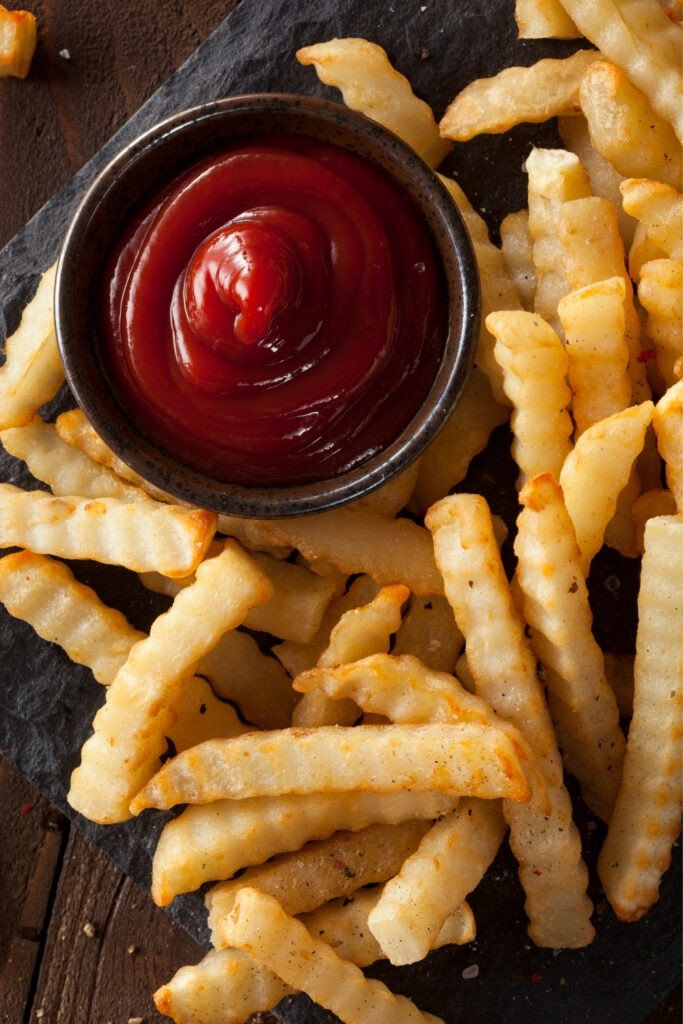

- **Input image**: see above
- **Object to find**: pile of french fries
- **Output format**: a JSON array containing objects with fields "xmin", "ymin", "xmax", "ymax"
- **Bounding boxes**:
[{"xmin": 0, "ymin": 1, "xmax": 681, "ymax": 1022}]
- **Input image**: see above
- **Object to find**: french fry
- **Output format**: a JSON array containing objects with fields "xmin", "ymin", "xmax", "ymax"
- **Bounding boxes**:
[
  {"xmin": 207, "ymin": 820, "xmax": 431, "ymax": 933},
  {"xmin": 274, "ymin": 575, "xmax": 379, "ymax": 679},
  {"xmin": 0, "ymin": 6, "xmax": 37, "ymax": 78},
  {"xmin": 653, "ymin": 379, "xmax": 683, "ymax": 508},
  {"xmin": 559, "ymin": 402, "xmax": 655, "ymax": 571},
  {"xmin": 557, "ymin": 277, "xmax": 632, "ymax": 434},
  {"xmin": 500, "ymin": 209, "xmax": 537, "ymax": 311},
  {"xmin": 221, "ymin": 887, "xmax": 445, "ymax": 1024},
  {"xmin": 131, "ymin": 721, "xmax": 531, "ymax": 814},
  {"xmin": 196, "ymin": 628, "xmax": 297, "ymax": 730},
  {"xmin": 0, "ymin": 416, "xmax": 151, "ymax": 503},
  {"xmin": 68, "ymin": 542, "xmax": 273, "ymax": 823},
  {"xmin": 151, "ymin": 789, "xmax": 457, "ymax": 905},
  {"xmin": 293, "ymin": 584, "xmax": 408, "ymax": 727},
  {"xmin": 0, "ymin": 483, "xmax": 216, "ymax": 578},
  {"xmin": 633, "ymin": 489, "xmax": 678, "ymax": 553},
  {"xmin": 638, "ymin": 259, "xmax": 683, "ymax": 390},
  {"xmin": 296, "ymin": 38, "xmax": 450, "ymax": 168},
  {"xmin": 0, "ymin": 549, "xmax": 248, "ymax": 752},
  {"xmin": 0, "ymin": 265, "xmax": 65, "ymax": 429},
  {"xmin": 294, "ymin": 652, "xmax": 506, "ymax": 729},
  {"xmin": 629, "ymin": 219, "xmax": 668, "ymax": 282},
  {"xmin": 54, "ymin": 407, "xmax": 179, "ymax": 504},
  {"xmin": 319, "ymin": 584, "xmax": 408, "ymax": 668},
  {"xmin": 302, "ymin": 886, "xmax": 475, "ymax": 966},
  {"xmin": 438, "ymin": 173, "xmax": 521, "ymax": 403},
  {"xmin": 154, "ymin": 947, "xmax": 292, "ymax": 1024},
  {"xmin": 367, "ymin": 798, "xmax": 506, "ymax": 965},
  {"xmin": 516, "ymin": 473, "xmax": 626, "ymax": 821},
  {"xmin": 559, "ymin": 195, "xmax": 651, "ymax": 404},
  {"xmin": 409, "ymin": 366, "xmax": 510, "ymax": 515},
  {"xmin": 579, "ymin": 61, "xmax": 683, "ymax": 188},
  {"xmin": 487, "ymin": 309, "xmax": 573, "ymax": 485},
  {"xmin": 0, "ymin": 549, "xmax": 143, "ymax": 685},
  {"xmin": 620, "ymin": 178, "xmax": 683, "ymax": 259},
  {"xmin": 558, "ymin": 114, "xmax": 637, "ymax": 248},
  {"xmin": 556, "ymin": 0, "xmax": 683, "ymax": 138},
  {"xmin": 439, "ymin": 50, "xmax": 598, "ymax": 142},
  {"xmin": 525, "ymin": 147, "xmax": 592, "ymax": 329},
  {"xmin": 514, "ymin": 0, "xmax": 580, "ymax": 37},
  {"xmin": 426, "ymin": 494, "xmax": 595, "ymax": 948},
  {"xmin": 234, "ymin": 505, "xmax": 443, "ymax": 595},
  {"xmin": 598, "ymin": 514, "xmax": 683, "ymax": 920},
  {"xmin": 157, "ymin": 896, "xmax": 473, "ymax": 1024},
  {"xmin": 140, "ymin": 549, "xmax": 339, "ymax": 645},
  {"xmin": 392, "ymin": 594, "xmax": 464, "ymax": 674},
  {"xmin": 165, "ymin": 676, "xmax": 248, "ymax": 753}
]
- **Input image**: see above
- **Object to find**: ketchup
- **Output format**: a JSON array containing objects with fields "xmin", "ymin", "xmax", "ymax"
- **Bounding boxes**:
[{"xmin": 102, "ymin": 136, "xmax": 446, "ymax": 485}]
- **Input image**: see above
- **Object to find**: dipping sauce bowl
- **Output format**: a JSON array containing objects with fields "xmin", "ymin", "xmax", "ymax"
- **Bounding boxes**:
[{"xmin": 55, "ymin": 93, "xmax": 479, "ymax": 517}]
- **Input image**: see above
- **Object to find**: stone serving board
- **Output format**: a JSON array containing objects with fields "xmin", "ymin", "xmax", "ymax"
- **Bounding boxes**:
[{"xmin": 0, "ymin": 1, "xmax": 679, "ymax": 1022}]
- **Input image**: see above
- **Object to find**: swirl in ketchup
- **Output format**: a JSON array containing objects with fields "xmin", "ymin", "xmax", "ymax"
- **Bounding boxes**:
[{"xmin": 102, "ymin": 136, "xmax": 446, "ymax": 485}]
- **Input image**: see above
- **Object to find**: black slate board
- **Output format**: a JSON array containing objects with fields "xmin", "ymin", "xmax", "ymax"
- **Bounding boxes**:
[{"xmin": 0, "ymin": 2, "xmax": 680, "ymax": 1022}]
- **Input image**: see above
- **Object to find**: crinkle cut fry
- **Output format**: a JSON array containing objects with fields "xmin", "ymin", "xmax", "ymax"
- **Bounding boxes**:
[
  {"xmin": 367, "ymin": 798, "xmax": 507, "ymax": 966},
  {"xmin": 296, "ymin": 37, "xmax": 450, "ymax": 168},
  {"xmin": 0, "ymin": 483, "xmax": 216, "ymax": 578},
  {"xmin": 67, "ymin": 542, "xmax": 273, "ymax": 824},
  {"xmin": 598, "ymin": 514, "xmax": 683, "ymax": 921},
  {"xmin": 0, "ymin": 263, "xmax": 64, "ymax": 429},
  {"xmin": 426, "ymin": 494, "xmax": 594, "ymax": 948},
  {"xmin": 487, "ymin": 309, "xmax": 573, "ymax": 486},
  {"xmin": 516, "ymin": 472, "xmax": 626, "ymax": 822},
  {"xmin": 292, "ymin": 583, "xmax": 409, "ymax": 727},
  {"xmin": 653, "ymin": 380, "xmax": 683, "ymax": 509},
  {"xmin": 131, "ymin": 722, "xmax": 532, "ymax": 814},
  {"xmin": 151, "ymin": 789, "xmax": 457, "ymax": 906},
  {"xmin": 222, "ymin": 887, "xmax": 445, "ymax": 1024},
  {"xmin": 206, "ymin": 820, "xmax": 432, "ymax": 932},
  {"xmin": 556, "ymin": 0, "xmax": 683, "ymax": 139}
]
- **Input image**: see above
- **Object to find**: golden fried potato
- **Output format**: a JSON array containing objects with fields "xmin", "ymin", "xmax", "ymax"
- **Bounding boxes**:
[
  {"xmin": 68, "ymin": 543, "xmax": 273, "ymax": 823},
  {"xmin": 0, "ymin": 6, "xmax": 36, "ymax": 78},
  {"xmin": 0, "ymin": 265, "xmax": 64, "ymax": 429},
  {"xmin": 516, "ymin": 473, "xmax": 626, "ymax": 821},
  {"xmin": 557, "ymin": 277, "xmax": 632, "ymax": 434},
  {"xmin": 559, "ymin": 402, "xmax": 655, "ymax": 570},
  {"xmin": 152, "ymin": 790, "xmax": 456, "ymax": 905},
  {"xmin": 367, "ymin": 799, "xmax": 506, "ymax": 965},
  {"xmin": 206, "ymin": 821, "xmax": 430, "ymax": 932},
  {"xmin": 557, "ymin": 0, "xmax": 683, "ymax": 137},
  {"xmin": 580, "ymin": 61, "xmax": 682, "ymax": 187},
  {"xmin": 487, "ymin": 309, "xmax": 573, "ymax": 485},
  {"xmin": 515, "ymin": 0, "xmax": 580, "ymax": 37},
  {"xmin": 297, "ymin": 38, "xmax": 450, "ymax": 168},
  {"xmin": 221, "ymin": 888, "xmax": 444, "ymax": 1024},
  {"xmin": 598, "ymin": 514, "xmax": 683, "ymax": 920},
  {"xmin": 440, "ymin": 50, "xmax": 597, "ymax": 141}
]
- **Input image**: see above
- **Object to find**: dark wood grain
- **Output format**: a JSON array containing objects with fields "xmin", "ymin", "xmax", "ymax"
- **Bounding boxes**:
[{"xmin": 0, "ymin": 0, "xmax": 236, "ymax": 249}]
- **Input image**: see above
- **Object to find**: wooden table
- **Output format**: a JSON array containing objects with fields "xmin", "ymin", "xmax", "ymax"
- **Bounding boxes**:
[{"xmin": 0, "ymin": 3, "xmax": 680, "ymax": 1022}]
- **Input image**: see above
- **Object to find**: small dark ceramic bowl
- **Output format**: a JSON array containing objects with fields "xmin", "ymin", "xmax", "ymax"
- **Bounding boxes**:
[{"xmin": 55, "ymin": 93, "xmax": 479, "ymax": 517}]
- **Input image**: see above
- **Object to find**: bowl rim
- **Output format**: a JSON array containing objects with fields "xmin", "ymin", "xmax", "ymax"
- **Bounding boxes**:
[{"xmin": 55, "ymin": 92, "xmax": 479, "ymax": 518}]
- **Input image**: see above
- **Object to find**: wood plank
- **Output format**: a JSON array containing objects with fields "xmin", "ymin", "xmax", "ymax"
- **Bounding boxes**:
[
  {"xmin": 0, "ymin": 0, "xmax": 236, "ymax": 249},
  {"xmin": 0, "ymin": 758, "xmax": 68, "ymax": 1022},
  {"xmin": 29, "ymin": 827, "xmax": 203, "ymax": 1023}
]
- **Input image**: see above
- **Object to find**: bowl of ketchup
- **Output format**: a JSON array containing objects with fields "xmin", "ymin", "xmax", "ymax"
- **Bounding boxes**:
[{"xmin": 55, "ymin": 93, "xmax": 479, "ymax": 517}]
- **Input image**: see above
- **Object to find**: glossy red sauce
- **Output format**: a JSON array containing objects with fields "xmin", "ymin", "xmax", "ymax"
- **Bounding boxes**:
[{"xmin": 102, "ymin": 136, "xmax": 446, "ymax": 485}]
